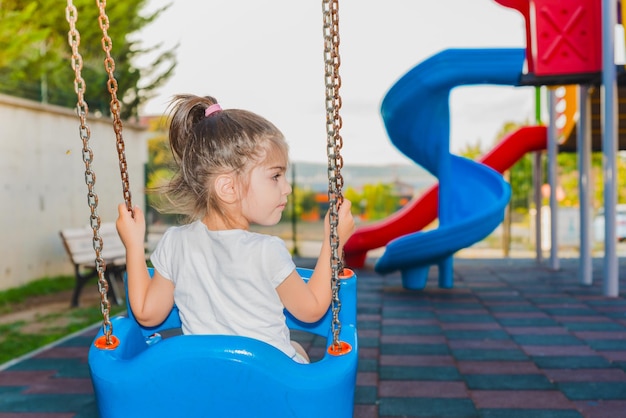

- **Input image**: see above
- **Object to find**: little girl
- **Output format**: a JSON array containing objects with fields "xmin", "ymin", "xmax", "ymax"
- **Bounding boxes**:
[{"xmin": 116, "ymin": 94, "xmax": 354, "ymax": 364}]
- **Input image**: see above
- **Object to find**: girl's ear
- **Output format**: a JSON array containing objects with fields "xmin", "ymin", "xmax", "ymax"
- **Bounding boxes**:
[{"xmin": 215, "ymin": 174, "xmax": 238, "ymax": 204}]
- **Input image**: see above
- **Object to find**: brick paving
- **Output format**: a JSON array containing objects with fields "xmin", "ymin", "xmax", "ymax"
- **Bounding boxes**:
[{"xmin": 1, "ymin": 257, "xmax": 626, "ymax": 417}]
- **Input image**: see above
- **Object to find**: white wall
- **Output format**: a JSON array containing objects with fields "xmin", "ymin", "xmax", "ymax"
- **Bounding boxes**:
[{"xmin": 0, "ymin": 94, "xmax": 147, "ymax": 290}]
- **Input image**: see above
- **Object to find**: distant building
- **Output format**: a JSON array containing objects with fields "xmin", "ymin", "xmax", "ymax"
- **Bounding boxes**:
[
  {"xmin": 390, "ymin": 179, "xmax": 414, "ymax": 206},
  {"xmin": 303, "ymin": 178, "xmax": 415, "ymax": 222}
]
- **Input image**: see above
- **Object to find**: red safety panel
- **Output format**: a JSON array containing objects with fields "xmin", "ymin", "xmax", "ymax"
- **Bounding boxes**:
[{"xmin": 496, "ymin": 0, "xmax": 602, "ymax": 76}]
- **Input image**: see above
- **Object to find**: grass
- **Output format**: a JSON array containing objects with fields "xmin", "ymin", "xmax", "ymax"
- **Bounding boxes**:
[
  {"xmin": 0, "ymin": 275, "xmax": 126, "ymax": 365},
  {"xmin": 0, "ymin": 275, "xmax": 75, "ymax": 315}
]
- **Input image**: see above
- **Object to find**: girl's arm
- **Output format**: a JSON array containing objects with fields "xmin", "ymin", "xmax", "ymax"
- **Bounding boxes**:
[
  {"xmin": 277, "ymin": 200, "xmax": 354, "ymax": 323},
  {"xmin": 116, "ymin": 204, "xmax": 174, "ymax": 327}
]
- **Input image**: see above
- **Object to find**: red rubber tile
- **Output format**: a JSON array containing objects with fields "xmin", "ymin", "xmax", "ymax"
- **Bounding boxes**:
[
  {"xmin": 379, "ymin": 380, "xmax": 468, "ymax": 398},
  {"xmin": 521, "ymin": 345, "xmax": 598, "ymax": 356},
  {"xmin": 471, "ymin": 390, "xmax": 576, "ymax": 409},
  {"xmin": 543, "ymin": 368, "xmax": 626, "ymax": 382},
  {"xmin": 505, "ymin": 326, "xmax": 569, "ymax": 335},
  {"xmin": 379, "ymin": 354, "xmax": 455, "ymax": 367},
  {"xmin": 23, "ymin": 378, "xmax": 93, "ymax": 394},
  {"xmin": 573, "ymin": 400, "xmax": 626, "ymax": 417},
  {"xmin": 0, "ymin": 371, "xmax": 56, "ymax": 386},
  {"xmin": 457, "ymin": 361, "xmax": 541, "ymax": 374}
]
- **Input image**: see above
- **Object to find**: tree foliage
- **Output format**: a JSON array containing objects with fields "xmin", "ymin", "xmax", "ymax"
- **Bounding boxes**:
[
  {"xmin": 0, "ymin": 3, "xmax": 50, "ymax": 68},
  {"xmin": 0, "ymin": 0, "xmax": 176, "ymax": 120},
  {"xmin": 553, "ymin": 146, "xmax": 626, "ymax": 209},
  {"xmin": 145, "ymin": 118, "xmax": 174, "ymax": 222},
  {"xmin": 345, "ymin": 183, "xmax": 401, "ymax": 221},
  {"xmin": 459, "ymin": 117, "xmax": 626, "ymax": 215},
  {"xmin": 458, "ymin": 139, "xmax": 483, "ymax": 161}
]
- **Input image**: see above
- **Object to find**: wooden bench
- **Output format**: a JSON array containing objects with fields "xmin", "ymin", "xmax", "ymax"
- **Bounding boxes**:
[{"xmin": 60, "ymin": 222, "xmax": 126, "ymax": 307}]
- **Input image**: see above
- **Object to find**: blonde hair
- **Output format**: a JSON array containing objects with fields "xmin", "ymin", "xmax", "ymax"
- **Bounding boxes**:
[{"xmin": 158, "ymin": 94, "xmax": 289, "ymax": 223}]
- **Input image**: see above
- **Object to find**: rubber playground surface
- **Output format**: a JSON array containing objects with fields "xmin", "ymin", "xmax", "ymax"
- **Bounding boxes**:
[{"xmin": 1, "ymin": 256, "xmax": 626, "ymax": 418}]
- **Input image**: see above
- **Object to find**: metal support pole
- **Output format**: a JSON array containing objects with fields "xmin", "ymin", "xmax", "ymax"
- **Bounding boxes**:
[
  {"xmin": 578, "ymin": 85, "xmax": 593, "ymax": 286},
  {"xmin": 503, "ymin": 170, "xmax": 511, "ymax": 258},
  {"xmin": 602, "ymin": 0, "xmax": 619, "ymax": 297},
  {"xmin": 547, "ymin": 88, "xmax": 559, "ymax": 271},
  {"xmin": 534, "ymin": 87, "xmax": 543, "ymax": 263},
  {"xmin": 533, "ymin": 153, "xmax": 543, "ymax": 262},
  {"xmin": 290, "ymin": 163, "xmax": 300, "ymax": 257}
]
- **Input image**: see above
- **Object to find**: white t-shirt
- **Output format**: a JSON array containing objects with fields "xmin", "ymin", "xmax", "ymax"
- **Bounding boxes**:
[{"xmin": 150, "ymin": 220, "xmax": 298, "ymax": 361}]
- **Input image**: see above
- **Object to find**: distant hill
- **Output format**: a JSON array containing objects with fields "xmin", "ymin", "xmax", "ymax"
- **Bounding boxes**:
[{"xmin": 290, "ymin": 162, "xmax": 436, "ymax": 193}]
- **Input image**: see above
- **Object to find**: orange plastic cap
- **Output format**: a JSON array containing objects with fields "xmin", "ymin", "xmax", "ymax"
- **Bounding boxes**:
[
  {"xmin": 339, "ymin": 268, "xmax": 354, "ymax": 279},
  {"xmin": 94, "ymin": 335, "xmax": 120, "ymax": 350},
  {"xmin": 327, "ymin": 341, "xmax": 352, "ymax": 356}
]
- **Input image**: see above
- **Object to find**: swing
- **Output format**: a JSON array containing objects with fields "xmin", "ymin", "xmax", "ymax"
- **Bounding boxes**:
[{"xmin": 64, "ymin": 1, "xmax": 358, "ymax": 417}]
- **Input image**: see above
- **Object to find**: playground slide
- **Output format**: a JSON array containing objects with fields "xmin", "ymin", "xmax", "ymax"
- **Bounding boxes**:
[
  {"xmin": 343, "ymin": 125, "xmax": 547, "ymax": 268},
  {"xmin": 344, "ymin": 48, "xmax": 545, "ymax": 289}
]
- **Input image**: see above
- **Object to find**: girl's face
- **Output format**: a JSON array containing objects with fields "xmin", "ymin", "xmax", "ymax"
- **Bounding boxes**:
[{"xmin": 240, "ymin": 157, "xmax": 292, "ymax": 227}]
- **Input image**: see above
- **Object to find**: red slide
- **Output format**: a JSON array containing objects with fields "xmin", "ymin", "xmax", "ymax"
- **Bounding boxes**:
[{"xmin": 343, "ymin": 125, "xmax": 547, "ymax": 267}]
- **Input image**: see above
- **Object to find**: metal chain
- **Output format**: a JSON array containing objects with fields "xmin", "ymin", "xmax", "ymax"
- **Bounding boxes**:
[
  {"xmin": 65, "ymin": 1, "xmax": 113, "ymax": 344},
  {"xmin": 322, "ymin": 0, "xmax": 344, "ymax": 351},
  {"xmin": 96, "ymin": 0, "xmax": 133, "ymax": 213}
]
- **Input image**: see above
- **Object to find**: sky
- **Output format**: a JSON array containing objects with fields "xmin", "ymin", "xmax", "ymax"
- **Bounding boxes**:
[{"xmin": 135, "ymin": 0, "xmax": 536, "ymax": 166}]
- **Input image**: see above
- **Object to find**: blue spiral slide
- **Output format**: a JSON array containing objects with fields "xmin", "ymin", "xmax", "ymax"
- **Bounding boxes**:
[{"xmin": 374, "ymin": 48, "xmax": 526, "ymax": 290}]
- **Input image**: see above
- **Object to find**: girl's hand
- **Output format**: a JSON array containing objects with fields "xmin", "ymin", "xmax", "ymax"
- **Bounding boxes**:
[
  {"xmin": 322, "ymin": 199, "xmax": 355, "ymax": 247},
  {"xmin": 116, "ymin": 204, "xmax": 145, "ymax": 251},
  {"xmin": 337, "ymin": 199, "xmax": 355, "ymax": 247}
]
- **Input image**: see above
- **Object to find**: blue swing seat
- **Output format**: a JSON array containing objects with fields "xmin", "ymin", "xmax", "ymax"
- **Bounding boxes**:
[{"xmin": 88, "ymin": 267, "xmax": 358, "ymax": 418}]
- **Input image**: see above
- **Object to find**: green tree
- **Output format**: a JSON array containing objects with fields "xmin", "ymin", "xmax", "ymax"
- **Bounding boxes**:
[
  {"xmin": 146, "ymin": 116, "xmax": 171, "ymax": 172},
  {"xmin": 553, "ymin": 149, "xmax": 626, "ymax": 209},
  {"xmin": 0, "ymin": 3, "xmax": 50, "ymax": 68},
  {"xmin": 298, "ymin": 189, "xmax": 318, "ymax": 215},
  {"xmin": 589, "ymin": 152, "xmax": 626, "ymax": 209},
  {"xmin": 345, "ymin": 183, "xmax": 400, "ymax": 221},
  {"xmin": 555, "ymin": 152, "xmax": 578, "ymax": 207},
  {"xmin": 457, "ymin": 139, "xmax": 483, "ymax": 161},
  {"xmin": 509, "ymin": 152, "xmax": 534, "ymax": 211},
  {"xmin": 0, "ymin": 0, "xmax": 175, "ymax": 120},
  {"xmin": 284, "ymin": 187, "xmax": 318, "ymax": 221},
  {"xmin": 145, "ymin": 117, "xmax": 174, "ymax": 221}
]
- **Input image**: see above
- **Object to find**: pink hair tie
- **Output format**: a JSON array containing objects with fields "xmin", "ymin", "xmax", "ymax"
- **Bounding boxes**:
[{"xmin": 205, "ymin": 103, "xmax": 222, "ymax": 117}]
